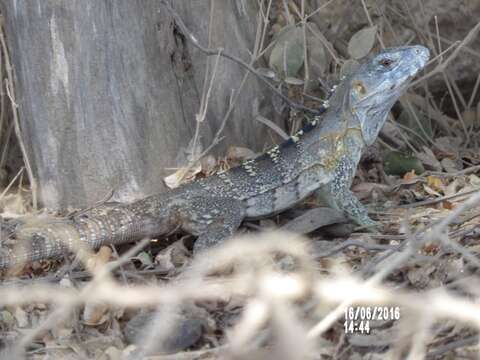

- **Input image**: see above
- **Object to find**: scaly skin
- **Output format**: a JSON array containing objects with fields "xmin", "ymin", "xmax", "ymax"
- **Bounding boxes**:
[{"xmin": 0, "ymin": 46, "xmax": 430, "ymax": 269}]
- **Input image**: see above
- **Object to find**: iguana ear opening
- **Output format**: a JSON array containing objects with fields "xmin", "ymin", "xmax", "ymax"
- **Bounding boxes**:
[{"xmin": 352, "ymin": 80, "xmax": 367, "ymax": 96}]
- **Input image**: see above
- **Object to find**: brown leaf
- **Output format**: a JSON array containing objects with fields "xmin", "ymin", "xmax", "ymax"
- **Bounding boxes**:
[
  {"xmin": 83, "ymin": 303, "xmax": 109, "ymax": 326},
  {"xmin": 89, "ymin": 246, "xmax": 112, "ymax": 268},
  {"xmin": 155, "ymin": 239, "xmax": 190, "ymax": 272},
  {"xmin": 403, "ymin": 170, "xmax": 417, "ymax": 181},
  {"xmin": 422, "ymin": 242, "xmax": 440, "ymax": 255},
  {"xmin": 83, "ymin": 246, "xmax": 112, "ymax": 326},
  {"xmin": 442, "ymin": 200, "xmax": 454, "ymax": 210},
  {"xmin": 200, "ymin": 154, "xmax": 218, "ymax": 176},
  {"xmin": 226, "ymin": 146, "xmax": 256, "ymax": 161}
]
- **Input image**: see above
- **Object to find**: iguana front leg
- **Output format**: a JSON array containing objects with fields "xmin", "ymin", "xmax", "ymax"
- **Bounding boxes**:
[
  {"xmin": 317, "ymin": 156, "xmax": 380, "ymax": 230},
  {"xmin": 173, "ymin": 196, "xmax": 245, "ymax": 253},
  {"xmin": 317, "ymin": 186, "xmax": 379, "ymax": 230}
]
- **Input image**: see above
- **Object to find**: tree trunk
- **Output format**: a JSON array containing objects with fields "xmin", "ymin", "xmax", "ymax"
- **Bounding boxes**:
[{"xmin": 1, "ymin": 0, "xmax": 278, "ymax": 209}]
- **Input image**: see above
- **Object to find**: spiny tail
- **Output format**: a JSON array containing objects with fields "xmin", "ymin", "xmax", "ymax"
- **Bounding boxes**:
[{"xmin": 0, "ymin": 204, "xmax": 161, "ymax": 270}]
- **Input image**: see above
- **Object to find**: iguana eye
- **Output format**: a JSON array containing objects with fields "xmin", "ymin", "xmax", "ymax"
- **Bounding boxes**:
[{"xmin": 379, "ymin": 58, "xmax": 394, "ymax": 67}]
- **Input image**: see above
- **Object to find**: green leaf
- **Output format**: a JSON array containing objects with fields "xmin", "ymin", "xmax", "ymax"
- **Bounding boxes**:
[
  {"xmin": 347, "ymin": 25, "xmax": 377, "ymax": 59},
  {"xmin": 384, "ymin": 151, "xmax": 425, "ymax": 176},
  {"xmin": 269, "ymin": 25, "xmax": 304, "ymax": 78},
  {"xmin": 256, "ymin": 67, "xmax": 277, "ymax": 79},
  {"xmin": 305, "ymin": 23, "xmax": 332, "ymax": 88},
  {"xmin": 133, "ymin": 251, "xmax": 153, "ymax": 267},
  {"xmin": 284, "ymin": 76, "xmax": 304, "ymax": 85},
  {"xmin": 340, "ymin": 59, "xmax": 360, "ymax": 78}
]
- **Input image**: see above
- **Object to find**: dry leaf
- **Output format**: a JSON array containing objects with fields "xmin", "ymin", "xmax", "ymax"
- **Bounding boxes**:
[
  {"xmin": 0, "ymin": 310, "xmax": 15, "ymax": 328},
  {"xmin": 86, "ymin": 246, "xmax": 112, "ymax": 270},
  {"xmin": 423, "ymin": 185, "xmax": 442, "ymax": 197},
  {"xmin": 435, "ymin": 136, "xmax": 461, "ymax": 158},
  {"xmin": 82, "ymin": 306, "xmax": 109, "ymax": 327},
  {"xmin": 14, "ymin": 307, "xmax": 29, "ymax": 328},
  {"xmin": 352, "ymin": 182, "xmax": 389, "ymax": 200},
  {"xmin": 445, "ymin": 179, "xmax": 460, "ymax": 197},
  {"xmin": 164, "ymin": 164, "xmax": 202, "ymax": 189},
  {"xmin": 280, "ymin": 207, "xmax": 346, "ymax": 234},
  {"xmin": 422, "ymin": 242, "xmax": 440, "ymax": 255},
  {"xmin": 426, "ymin": 176, "xmax": 444, "ymax": 192},
  {"xmin": 407, "ymin": 265, "xmax": 436, "ymax": 288},
  {"xmin": 103, "ymin": 347, "xmax": 123, "ymax": 359},
  {"xmin": 441, "ymin": 158, "xmax": 460, "ymax": 173},
  {"xmin": 442, "ymin": 200, "xmax": 454, "ymax": 210},
  {"xmin": 469, "ymin": 174, "xmax": 480, "ymax": 187},
  {"xmin": 417, "ymin": 146, "xmax": 442, "ymax": 171},
  {"xmin": 0, "ymin": 193, "xmax": 27, "ymax": 216},
  {"xmin": 83, "ymin": 246, "xmax": 112, "ymax": 326},
  {"xmin": 259, "ymin": 218, "xmax": 277, "ymax": 229},
  {"xmin": 155, "ymin": 240, "xmax": 190, "ymax": 272},
  {"xmin": 226, "ymin": 146, "xmax": 256, "ymax": 161},
  {"xmin": 403, "ymin": 170, "xmax": 417, "ymax": 181},
  {"xmin": 200, "ymin": 154, "xmax": 218, "ymax": 176}
]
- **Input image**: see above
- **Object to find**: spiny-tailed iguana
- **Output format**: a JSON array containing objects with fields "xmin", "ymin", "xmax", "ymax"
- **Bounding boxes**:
[{"xmin": 0, "ymin": 46, "xmax": 430, "ymax": 269}]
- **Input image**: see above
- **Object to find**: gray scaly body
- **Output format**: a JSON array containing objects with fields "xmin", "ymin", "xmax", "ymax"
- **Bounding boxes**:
[{"xmin": 0, "ymin": 46, "xmax": 429, "ymax": 269}]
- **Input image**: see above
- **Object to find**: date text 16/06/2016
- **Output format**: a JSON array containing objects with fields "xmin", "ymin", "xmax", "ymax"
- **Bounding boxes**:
[{"xmin": 344, "ymin": 306, "xmax": 401, "ymax": 334}]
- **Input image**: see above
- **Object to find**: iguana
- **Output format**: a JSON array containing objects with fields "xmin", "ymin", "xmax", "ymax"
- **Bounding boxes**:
[{"xmin": 0, "ymin": 46, "xmax": 429, "ymax": 270}]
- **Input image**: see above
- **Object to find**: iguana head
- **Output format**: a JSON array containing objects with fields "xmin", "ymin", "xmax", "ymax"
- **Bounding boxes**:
[{"xmin": 347, "ymin": 45, "xmax": 430, "ymax": 145}]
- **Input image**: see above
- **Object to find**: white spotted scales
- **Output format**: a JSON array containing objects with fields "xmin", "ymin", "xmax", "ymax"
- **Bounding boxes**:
[{"xmin": 0, "ymin": 46, "xmax": 429, "ymax": 269}]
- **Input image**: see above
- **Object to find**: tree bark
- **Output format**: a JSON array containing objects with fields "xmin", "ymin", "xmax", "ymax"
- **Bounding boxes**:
[{"xmin": 1, "ymin": 0, "xmax": 277, "ymax": 209}]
